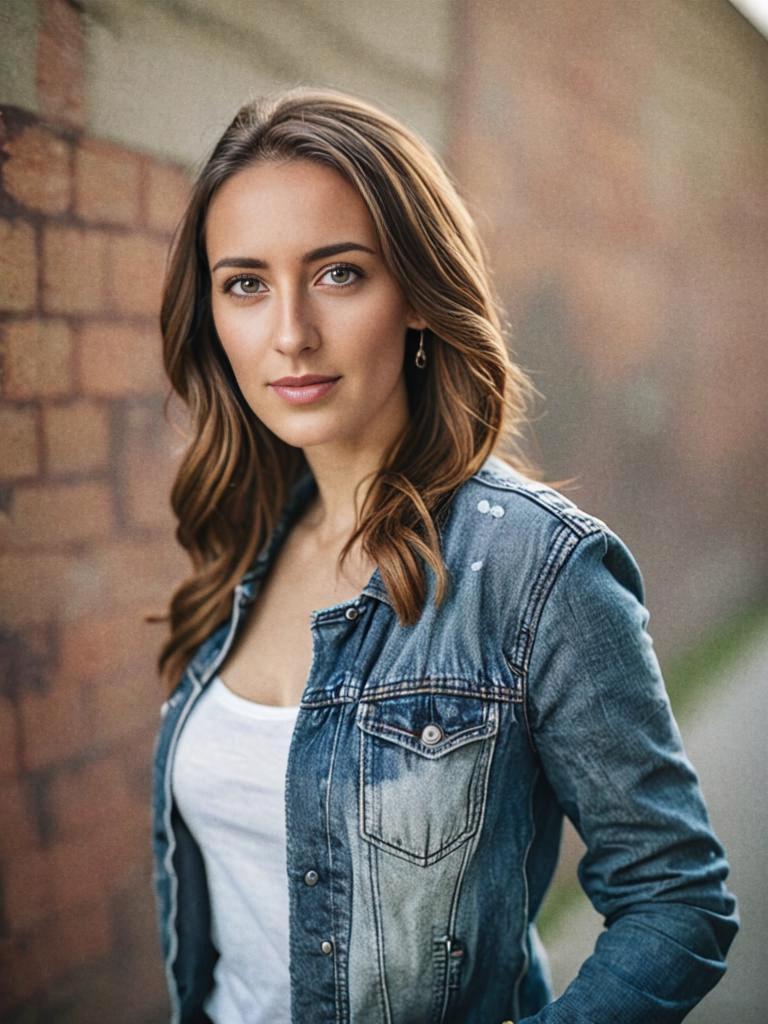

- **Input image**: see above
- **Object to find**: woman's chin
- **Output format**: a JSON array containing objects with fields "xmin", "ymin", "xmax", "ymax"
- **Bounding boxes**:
[{"xmin": 266, "ymin": 420, "xmax": 352, "ymax": 451}]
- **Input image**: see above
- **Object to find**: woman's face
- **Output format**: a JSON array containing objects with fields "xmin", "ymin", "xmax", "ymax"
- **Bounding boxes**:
[{"xmin": 204, "ymin": 158, "xmax": 426, "ymax": 452}]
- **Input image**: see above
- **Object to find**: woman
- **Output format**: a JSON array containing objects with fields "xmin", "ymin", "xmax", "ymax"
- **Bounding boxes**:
[{"xmin": 152, "ymin": 87, "xmax": 738, "ymax": 1024}]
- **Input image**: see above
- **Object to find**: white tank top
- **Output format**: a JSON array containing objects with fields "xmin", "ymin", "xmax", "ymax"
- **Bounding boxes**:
[{"xmin": 172, "ymin": 675, "xmax": 300, "ymax": 1024}]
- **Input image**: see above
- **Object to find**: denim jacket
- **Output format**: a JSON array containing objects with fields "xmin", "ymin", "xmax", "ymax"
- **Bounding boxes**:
[{"xmin": 151, "ymin": 453, "xmax": 738, "ymax": 1023}]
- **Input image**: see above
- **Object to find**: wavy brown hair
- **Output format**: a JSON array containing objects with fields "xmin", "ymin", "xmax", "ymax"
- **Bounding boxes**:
[{"xmin": 158, "ymin": 85, "xmax": 537, "ymax": 692}]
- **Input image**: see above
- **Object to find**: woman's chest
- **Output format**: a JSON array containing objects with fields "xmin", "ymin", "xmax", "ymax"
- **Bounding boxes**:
[{"xmin": 219, "ymin": 542, "xmax": 376, "ymax": 706}]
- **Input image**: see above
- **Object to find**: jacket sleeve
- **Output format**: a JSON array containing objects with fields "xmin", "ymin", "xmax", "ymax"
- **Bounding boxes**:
[{"xmin": 519, "ymin": 527, "xmax": 739, "ymax": 1024}]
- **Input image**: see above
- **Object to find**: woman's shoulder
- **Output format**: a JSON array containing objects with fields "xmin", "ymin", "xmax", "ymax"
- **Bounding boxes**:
[
  {"xmin": 446, "ymin": 453, "xmax": 644, "ymax": 605},
  {"xmin": 455, "ymin": 452, "xmax": 608, "ymax": 540}
]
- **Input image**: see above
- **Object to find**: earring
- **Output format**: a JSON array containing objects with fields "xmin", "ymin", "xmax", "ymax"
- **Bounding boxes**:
[{"xmin": 415, "ymin": 329, "xmax": 427, "ymax": 369}]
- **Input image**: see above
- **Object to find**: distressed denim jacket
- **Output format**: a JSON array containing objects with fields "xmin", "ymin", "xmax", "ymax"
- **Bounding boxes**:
[{"xmin": 152, "ymin": 453, "xmax": 738, "ymax": 1024}]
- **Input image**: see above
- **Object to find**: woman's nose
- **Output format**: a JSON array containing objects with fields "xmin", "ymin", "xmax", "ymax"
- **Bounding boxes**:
[{"xmin": 272, "ymin": 287, "xmax": 319, "ymax": 356}]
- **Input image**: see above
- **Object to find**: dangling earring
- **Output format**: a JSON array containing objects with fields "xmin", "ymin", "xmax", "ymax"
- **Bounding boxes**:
[{"xmin": 415, "ymin": 328, "xmax": 427, "ymax": 369}]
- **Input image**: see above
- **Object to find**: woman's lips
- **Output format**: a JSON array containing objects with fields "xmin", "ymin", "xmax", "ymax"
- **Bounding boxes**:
[{"xmin": 268, "ymin": 377, "xmax": 341, "ymax": 405}]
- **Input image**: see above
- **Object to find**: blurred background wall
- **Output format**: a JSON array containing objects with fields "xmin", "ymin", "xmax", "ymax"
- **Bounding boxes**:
[
  {"xmin": 451, "ymin": 0, "xmax": 768, "ymax": 655},
  {"xmin": 0, "ymin": 1, "xmax": 765, "ymax": 1021}
]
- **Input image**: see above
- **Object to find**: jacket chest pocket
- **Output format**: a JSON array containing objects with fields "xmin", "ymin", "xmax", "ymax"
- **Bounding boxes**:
[{"xmin": 356, "ymin": 692, "xmax": 499, "ymax": 867}]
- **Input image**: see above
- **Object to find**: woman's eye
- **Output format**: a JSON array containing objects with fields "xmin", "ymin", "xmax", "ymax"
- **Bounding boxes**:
[
  {"xmin": 226, "ymin": 276, "xmax": 263, "ymax": 297},
  {"xmin": 320, "ymin": 265, "xmax": 361, "ymax": 287},
  {"xmin": 222, "ymin": 264, "xmax": 362, "ymax": 299}
]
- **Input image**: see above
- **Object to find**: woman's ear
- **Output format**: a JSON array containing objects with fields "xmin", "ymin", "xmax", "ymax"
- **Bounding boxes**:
[{"xmin": 406, "ymin": 312, "xmax": 429, "ymax": 332}]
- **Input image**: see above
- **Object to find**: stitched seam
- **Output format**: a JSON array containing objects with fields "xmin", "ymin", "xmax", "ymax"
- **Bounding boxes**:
[
  {"xmin": 303, "ymin": 686, "xmax": 520, "ymax": 707},
  {"xmin": 469, "ymin": 471, "xmax": 605, "ymax": 534},
  {"xmin": 369, "ymin": 836, "xmax": 392, "ymax": 1023},
  {"xmin": 364, "ymin": 673, "xmax": 505, "ymax": 686},
  {"xmin": 430, "ymin": 930, "xmax": 449, "ymax": 1024},
  {"xmin": 440, "ymin": 724, "xmax": 499, "ymax": 1020},
  {"xmin": 360, "ymin": 683, "xmax": 519, "ymax": 700},
  {"xmin": 512, "ymin": 765, "xmax": 540, "ymax": 1018},
  {"xmin": 359, "ymin": 720, "xmax": 496, "ymax": 755},
  {"xmin": 517, "ymin": 525, "xmax": 581, "ymax": 669},
  {"xmin": 362, "ymin": 825, "xmax": 480, "ymax": 865},
  {"xmin": 358, "ymin": 706, "xmax": 498, "ymax": 865},
  {"xmin": 325, "ymin": 707, "xmax": 345, "ymax": 1023},
  {"xmin": 516, "ymin": 528, "xmax": 594, "ymax": 749}
]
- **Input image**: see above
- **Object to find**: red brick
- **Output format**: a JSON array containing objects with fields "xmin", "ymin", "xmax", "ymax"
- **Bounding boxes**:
[
  {"xmin": 144, "ymin": 159, "xmax": 191, "ymax": 234},
  {"xmin": 42, "ymin": 900, "xmax": 113, "ymax": 984},
  {"xmin": 78, "ymin": 320, "xmax": 165, "ymax": 396},
  {"xmin": 75, "ymin": 139, "xmax": 142, "ymax": 226},
  {"xmin": 107, "ymin": 233, "xmax": 168, "ymax": 316},
  {"xmin": 2, "ymin": 319, "xmax": 75, "ymax": 398},
  {"xmin": 48, "ymin": 818, "xmax": 146, "ymax": 912},
  {"xmin": 122, "ymin": 402, "xmax": 179, "ymax": 529},
  {"xmin": 0, "ymin": 405, "xmax": 40, "ymax": 480},
  {"xmin": 19, "ymin": 677, "xmax": 87, "ymax": 771},
  {"xmin": 36, "ymin": 0, "xmax": 86, "ymax": 130},
  {"xmin": 0, "ymin": 697, "xmax": 19, "ymax": 776},
  {"xmin": 47, "ymin": 756, "xmax": 136, "ymax": 838},
  {"xmin": 1, "ymin": 903, "xmax": 113, "ymax": 1003},
  {"xmin": 0, "ymin": 623, "xmax": 53, "ymax": 682},
  {"xmin": 4, "ymin": 832, "xmax": 123, "ymax": 929},
  {"xmin": 0, "ymin": 778, "xmax": 39, "ymax": 857},
  {"xmin": 85, "ymin": 538, "xmax": 187, "ymax": 614},
  {"xmin": 42, "ymin": 224, "xmax": 109, "ymax": 315},
  {"xmin": 43, "ymin": 400, "xmax": 110, "ymax": 475},
  {"xmin": 0, "ymin": 552, "xmax": 77, "ymax": 628},
  {"xmin": 1, "ymin": 124, "xmax": 72, "ymax": 214},
  {"xmin": 47, "ymin": 901, "xmax": 114, "ymax": 978},
  {"xmin": 0, "ymin": 218, "xmax": 37, "ymax": 312},
  {"xmin": 0, "ymin": 884, "xmax": 160, "ymax": 1016},
  {"xmin": 0, "ymin": 933, "xmax": 44, "ymax": 1010},
  {"xmin": 0, "ymin": 481, "xmax": 115, "ymax": 547},
  {"xmin": 87, "ymin": 666, "xmax": 160, "ymax": 749},
  {"xmin": 3, "ymin": 845, "xmax": 53, "ymax": 930},
  {"xmin": 41, "ymin": 970, "xmax": 118, "ymax": 1024},
  {"xmin": 57, "ymin": 608, "xmax": 150, "ymax": 686},
  {"xmin": 0, "ymin": 540, "xmax": 183, "ymax": 633},
  {"xmin": 108, "ymin": 876, "xmax": 170, "ymax": 1019},
  {"xmin": 124, "ymin": 450, "xmax": 177, "ymax": 529}
]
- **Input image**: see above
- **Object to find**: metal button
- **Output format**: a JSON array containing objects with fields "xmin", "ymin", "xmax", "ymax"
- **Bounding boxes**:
[
  {"xmin": 420, "ymin": 723, "xmax": 443, "ymax": 745},
  {"xmin": 345, "ymin": 606, "xmax": 359, "ymax": 621},
  {"xmin": 320, "ymin": 940, "xmax": 333, "ymax": 955},
  {"xmin": 303, "ymin": 869, "xmax": 319, "ymax": 886}
]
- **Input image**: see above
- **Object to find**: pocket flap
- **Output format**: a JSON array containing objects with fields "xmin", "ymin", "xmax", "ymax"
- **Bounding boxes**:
[{"xmin": 356, "ymin": 693, "xmax": 498, "ymax": 759}]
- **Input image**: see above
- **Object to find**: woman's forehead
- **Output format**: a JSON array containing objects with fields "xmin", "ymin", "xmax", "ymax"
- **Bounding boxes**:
[{"xmin": 206, "ymin": 160, "xmax": 375, "ymax": 246}]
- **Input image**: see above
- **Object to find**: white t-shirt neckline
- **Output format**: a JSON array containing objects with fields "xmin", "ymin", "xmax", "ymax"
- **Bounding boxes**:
[{"xmin": 211, "ymin": 675, "xmax": 301, "ymax": 718}]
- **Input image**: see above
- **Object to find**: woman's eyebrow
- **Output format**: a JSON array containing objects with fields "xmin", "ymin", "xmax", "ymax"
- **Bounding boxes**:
[{"xmin": 211, "ymin": 241, "xmax": 377, "ymax": 272}]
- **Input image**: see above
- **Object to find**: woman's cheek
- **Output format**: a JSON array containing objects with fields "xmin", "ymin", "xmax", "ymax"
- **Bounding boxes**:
[{"xmin": 214, "ymin": 314, "xmax": 265, "ymax": 381}]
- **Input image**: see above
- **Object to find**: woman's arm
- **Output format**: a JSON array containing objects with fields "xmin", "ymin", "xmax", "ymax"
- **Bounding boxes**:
[{"xmin": 521, "ymin": 528, "xmax": 739, "ymax": 1023}]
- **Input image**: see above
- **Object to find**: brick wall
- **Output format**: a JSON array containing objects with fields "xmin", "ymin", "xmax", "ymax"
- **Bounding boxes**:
[
  {"xmin": 450, "ymin": 0, "xmax": 768, "ymax": 654},
  {"xmin": 0, "ymin": 2, "xmax": 187, "ymax": 1018}
]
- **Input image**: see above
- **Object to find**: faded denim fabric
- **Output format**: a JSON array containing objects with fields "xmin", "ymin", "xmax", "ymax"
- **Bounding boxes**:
[{"xmin": 151, "ymin": 453, "xmax": 738, "ymax": 1023}]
